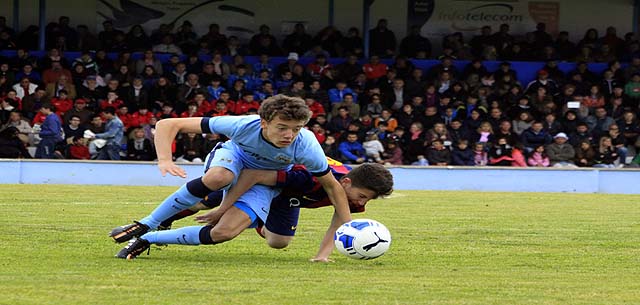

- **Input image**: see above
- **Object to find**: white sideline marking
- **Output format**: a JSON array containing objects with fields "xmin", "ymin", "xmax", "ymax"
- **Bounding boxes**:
[
  {"xmin": 0, "ymin": 201, "xmax": 158, "ymax": 206},
  {"xmin": 384, "ymin": 192, "xmax": 407, "ymax": 199},
  {"xmin": 69, "ymin": 201, "xmax": 159, "ymax": 205}
]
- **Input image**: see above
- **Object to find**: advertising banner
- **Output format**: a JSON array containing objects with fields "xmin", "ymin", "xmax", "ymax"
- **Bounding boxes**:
[{"xmin": 416, "ymin": 0, "xmax": 559, "ymax": 41}]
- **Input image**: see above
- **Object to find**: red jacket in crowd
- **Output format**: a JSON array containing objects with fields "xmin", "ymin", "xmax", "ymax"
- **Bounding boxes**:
[
  {"xmin": 51, "ymin": 97, "xmax": 73, "ymax": 116},
  {"xmin": 131, "ymin": 110, "xmax": 154, "ymax": 127},
  {"xmin": 228, "ymin": 99, "xmax": 259, "ymax": 115},
  {"xmin": 100, "ymin": 99, "xmax": 124, "ymax": 110}
]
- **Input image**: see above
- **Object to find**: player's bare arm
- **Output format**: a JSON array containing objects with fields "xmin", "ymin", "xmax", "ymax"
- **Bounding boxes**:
[
  {"xmin": 316, "ymin": 172, "xmax": 351, "ymax": 224},
  {"xmin": 154, "ymin": 117, "xmax": 203, "ymax": 178},
  {"xmin": 311, "ymin": 211, "xmax": 341, "ymax": 263}
]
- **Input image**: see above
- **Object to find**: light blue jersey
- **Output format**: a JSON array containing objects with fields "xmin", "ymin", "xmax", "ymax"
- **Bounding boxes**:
[
  {"xmin": 201, "ymin": 115, "xmax": 329, "ymax": 175},
  {"xmin": 199, "ymin": 115, "xmax": 330, "ymax": 223},
  {"xmin": 137, "ymin": 114, "xmax": 332, "ymax": 237}
]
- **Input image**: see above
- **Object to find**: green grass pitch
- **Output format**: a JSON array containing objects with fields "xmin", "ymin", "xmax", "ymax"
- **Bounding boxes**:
[{"xmin": 2, "ymin": 184, "xmax": 640, "ymax": 305}]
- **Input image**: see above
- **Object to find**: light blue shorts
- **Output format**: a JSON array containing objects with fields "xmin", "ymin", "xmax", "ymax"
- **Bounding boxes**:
[
  {"xmin": 204, "ymin": 141, "xmax": 242, "ymax": 189},
  {"xmin": 203, "ymin": 141, "xmax": 281, "ymax": 223}
]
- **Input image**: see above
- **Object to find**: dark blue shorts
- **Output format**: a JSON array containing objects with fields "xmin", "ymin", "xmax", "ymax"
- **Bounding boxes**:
[{"xmin": 263, "ymin": 197, "xmax": 301, "ymax": 237}]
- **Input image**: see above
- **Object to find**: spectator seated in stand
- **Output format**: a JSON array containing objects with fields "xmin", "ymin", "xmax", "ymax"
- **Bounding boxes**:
[
  {"xmin": 338, "ymin": 132, "xmax": 365, "ymax": 164},
  {"xmin": 1, "ymin": 19, "xmax": 640, "ymax": 167}
]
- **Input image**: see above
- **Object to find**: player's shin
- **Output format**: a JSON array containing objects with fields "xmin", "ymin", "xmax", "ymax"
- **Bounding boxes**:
[
  {"xmin": 142, "ymin": 225, "xmax": 221, "ymax": 245},
  {"xmin": 140, "ymin": 178, "xmax": 215, "ymax": 229}
]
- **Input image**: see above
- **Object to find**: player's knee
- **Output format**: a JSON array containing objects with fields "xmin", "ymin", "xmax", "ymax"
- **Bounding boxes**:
[
  {"xmin": 202, "ymin": 167, "xmax": 234, "ymax": 189},
  {"xmin": 266, "ymin": 236, "xmax": 292, "ymax": 249}
]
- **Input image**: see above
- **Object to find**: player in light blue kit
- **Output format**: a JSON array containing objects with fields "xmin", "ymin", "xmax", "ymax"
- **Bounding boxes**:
[{"xmin": 110, "ymin": 95, "xmax": 351, "ymax": 257}]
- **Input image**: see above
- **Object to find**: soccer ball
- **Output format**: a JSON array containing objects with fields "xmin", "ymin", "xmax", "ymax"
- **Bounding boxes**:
[{"xmin": 334, "ymin": 219, "xmax": 391, "ymax": 260}]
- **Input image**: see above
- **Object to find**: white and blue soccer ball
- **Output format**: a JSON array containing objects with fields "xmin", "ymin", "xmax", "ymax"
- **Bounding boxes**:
[{"xmin": 334, "ymin": 219, "xmax": 391, "ymax": 260}]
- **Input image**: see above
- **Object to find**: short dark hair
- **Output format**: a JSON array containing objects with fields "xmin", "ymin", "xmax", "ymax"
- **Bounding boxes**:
[
  {"xmin": 258, "ymin": 94, "xmax": 311, "ymax": 122},
  {"xmin": 103, "ymin": 107, "xmax": 116, "ymax": 115},
  {"xmin": 343, "ymin": 163, "xmax": 393, "ymax": 198}
]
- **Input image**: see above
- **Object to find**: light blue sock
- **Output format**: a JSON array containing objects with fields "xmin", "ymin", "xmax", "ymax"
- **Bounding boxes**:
[
  {"xmin": 140, "ymin": 184, "xmax": 201, "ymax": 230},
  {"xmin": 142, "ymin": 226, "xmax": 204, "ymax": 245}
]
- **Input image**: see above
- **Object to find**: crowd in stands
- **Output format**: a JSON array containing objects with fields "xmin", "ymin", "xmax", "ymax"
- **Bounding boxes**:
[{"xmin": 0, "ymin": 15, "xmax": 639, "ymax": 168}]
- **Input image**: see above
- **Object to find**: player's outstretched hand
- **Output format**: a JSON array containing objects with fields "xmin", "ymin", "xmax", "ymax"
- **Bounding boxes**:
[
  {"xmin": 158, "ymin": 160, "xmax": 186, "ymax": 178},
  {"xmin": 309, "ymin": 257, "xmax": 334, "ymax": 263},
  {"xmin": 195, "ymin": 210, "xmax": 223, "ymax": 226}
]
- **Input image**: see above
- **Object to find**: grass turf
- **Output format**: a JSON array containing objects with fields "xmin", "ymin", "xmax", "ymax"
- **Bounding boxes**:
[{"xmin": 1, "ymin": 184, "xmax": 639, "ymax": 305}]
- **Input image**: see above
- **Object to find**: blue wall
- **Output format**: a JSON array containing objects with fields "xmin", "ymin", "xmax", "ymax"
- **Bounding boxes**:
[{"xmin": 1, "ymin": 160, "xmax": 638, "ymax": 194}]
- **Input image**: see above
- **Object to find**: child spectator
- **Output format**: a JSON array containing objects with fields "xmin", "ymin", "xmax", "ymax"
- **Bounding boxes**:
[
  {"xmin": 426, "ymin": 139, "xmax": 451, "ymax": 166},
  {"xmin": 381, "ymin": 136, "xmax": 403, "ymax": 165},
  {"xmin": 50, "ymin": 89, "xmax": 73, "ymax": 117},
  {"xmin": 116, "ymin": 105, "xmax": 133, "ymax": 131},
  {"xmin": 228, "ymin": 92, "xmax": 260, "ymax": 115},
  {"xmin": 275, "ymin": 70, "xmax": 293, "ymax": 90},
  {"xmin": 252, "ymin": 54, "xmax": 274, "ymax": 78},
  {"xmin": 227, "ymin": 64, "xmax": 251, "ymax": 89},
  {"xmin": 473, "ymin": 143, "xmax": 488, "ymax": 166},
  {"xmin": 2, "ymin": 89, "xmax": 21, "ymax": 111},
  {"xmin": 254, "ymin": 80, "xmax": 276, "ymax": 101},
  {"xmin": 366, "ymin": 94, "xmax": 383, "ymax": 119},
  {"xmin": 68, "ymin": 136, "xmax": 90, "ymax": 160},
  {"xmin": 309, "ymin": 123, "xmax": 326, "ymax": 144},
  {"xmin": 305, "ymin": 98, "xmax": 325, "ymax": 119},
  {"xmin": 374, "ymin": 109, "xmax": 398, "ymax": 132},
  {"xmin": 250, "ymin": 69, "xmax": 273, "ymax": 93},
  {"xmin": 181, "ymin": 102, "xmax": 203, "ymax": 118},
  {"xmin": 34, "ymin": 103, "xmax": 62, "ymax": 159},
  {"xmin": 130, "ymin": 105, "xmax": 154, "ymax": 128},
  {"xmin": 575, "ymin": 140, "xmax": 596, "ymax": 167},
  {"xmin": 527, "ymin": 145, "xmax": 550, "ymax": 167},
  {"xmin": 451, "ymin": 139, "xmax": 475, "ymax": 166},
  {"xmin": 472, "ymin": 121, "xmax": 494, "ymax": 149},
  {"xmin": 207, "ymin": 100, "xmax": 230, "ymax": 117},
  {"xmin": 511, "ymin": 143, "xmax": 527, "ymax": 167},
  {"xmin": 191, "ymin": 92, "xmax": 211, "ymax": 115},
  {"xmin": 100, "ymin": 91, "xmax": 124, "ymax": 110},
  {"xmin": 362, "ymin": 132, "xmax": 385, "ymax": 163},
  {"xmin": 156, "ymin": 103, "xmax": 178, "ymax": 119},
  {"xmin": 206, "ymin": 76, "xmax": 225, "ymax": 101}
]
